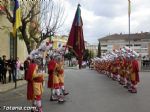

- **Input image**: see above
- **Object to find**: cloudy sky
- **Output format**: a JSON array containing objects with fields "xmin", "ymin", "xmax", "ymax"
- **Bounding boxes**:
[{"xmin": 58, "ymin": 0, "xmax": 150, "ymax": 44}]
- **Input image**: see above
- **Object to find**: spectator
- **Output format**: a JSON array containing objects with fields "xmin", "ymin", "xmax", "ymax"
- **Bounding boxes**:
[
  {"xmin": 7, "ymin": 56, "xmax": 17, "ymax": 82},
  {"xmin": 16, "ymin": 57, "xmax": 21, "ymax": 80},
  {"xmin": 2, "ymin": 55, "xmax": 8, "ymax": 84},
  {"xmin": 24, "ymin": 57, "xmax": 31, "ymax": 80}
]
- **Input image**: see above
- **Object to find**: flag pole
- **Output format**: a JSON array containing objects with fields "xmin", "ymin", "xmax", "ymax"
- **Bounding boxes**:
[
  {"xmin": 66, "ymin": 3, "xmax": 85, "ymax": 69},
  {"xmin": 13, "ymin": 0, "xmax": 22, "ymax": 89},
  {"xmin": 128, "ymin": 0, "xmax": 131, "ymax": 48},
  {"xmin": 15, "ymin": 31, "xmax": 17, "ymax": 89}
]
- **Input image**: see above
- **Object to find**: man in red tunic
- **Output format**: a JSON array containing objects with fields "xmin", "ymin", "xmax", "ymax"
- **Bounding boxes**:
[
  {"xmin": 47, "ymin": 56, "xmax": 66, "ymax": 103},
  {"xmin": 26, "ymin": 60, "xmax": 35, "ymax": 101},
  {"xmin": 118, "ymin": 57, "xmax": 126, "ymax": 85},
  {"xmin": 130, "ymin": 57, "xmax": 140, "ymax": 93},
  {"xmin": 47, "ymin": 56, "xmax": 57, "ymax": 101},
  {"xmin": 26, "ymin": 60, "xmax": 44, "ymax": 112},
  {"xmin": 24, "ymin": 57, "xmax": 31, "ymax": 80},
  {"xmin": 57, "ymin": 57, "xmax": 69, "ymax": 96}
]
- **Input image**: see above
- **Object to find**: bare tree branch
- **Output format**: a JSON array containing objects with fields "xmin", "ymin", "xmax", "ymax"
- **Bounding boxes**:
[
  {"xmin": 2, "ymin": 0, "xmax": 66, "ymax": 53},
  {"xmin": 1, "ymin": 0, "xmax": 13, "ymax": 23}
]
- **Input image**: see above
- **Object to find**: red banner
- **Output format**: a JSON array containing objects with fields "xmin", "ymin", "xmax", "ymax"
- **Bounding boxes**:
[{"xmin": 67, "ymin": 4, "xmax": 85, "ymax": 68}]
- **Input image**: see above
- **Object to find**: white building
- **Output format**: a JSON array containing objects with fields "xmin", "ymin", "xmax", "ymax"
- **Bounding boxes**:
[
  {"xmin": 98, "ymin": 32, "xmax": 150, "ymax": 57},
  {"xmin": 85, "ymin": 41, "xmax": 98, "ymax": 57}
]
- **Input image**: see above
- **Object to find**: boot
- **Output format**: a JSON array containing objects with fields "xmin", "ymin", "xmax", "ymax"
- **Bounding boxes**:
[
  {"xmin": 38, "ymin": 107, "xmax": 43, "ymax": 112},
  {"xmin": 31, "ymin": 107, "xmax": 37, "ymax": 112},
  {"xmin": 31, "ymin": 100, "xmax": 37, "ymax": 112},
  {"xmin": 119, "ymin": 78, "xmax": 125, "ymax": 85},
  {"xmin": 130, "ymin": 86, "xmax": 137, "ymax": 93},
  {"xmin": 63, "ymin": 90, "xmax": 69, "ymax": 96},
  {"xmin": 124, "ymin": 82, "xmax": 131, "ymax": 89},
  {"xmin": 50, "ymin": 95, "xmax": 58, "ymax": 101},
  {"xmin": 58, "ymin": 95, "xmax": 65, "ymax": 104}
]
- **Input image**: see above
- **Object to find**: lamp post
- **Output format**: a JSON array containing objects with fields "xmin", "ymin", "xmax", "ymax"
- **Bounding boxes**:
[{"xmin": 128, "ymin": 0, "xmax": 131, "ymax": 48}]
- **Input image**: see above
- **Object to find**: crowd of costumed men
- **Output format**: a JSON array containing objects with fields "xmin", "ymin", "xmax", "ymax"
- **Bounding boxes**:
[
  {"xmin": 92, "ymin": 46, "xmax": 140, "ymax": 93},
  {"xmin": 25, "ymin": 39, "xmax": 68, "ymax": 112}
]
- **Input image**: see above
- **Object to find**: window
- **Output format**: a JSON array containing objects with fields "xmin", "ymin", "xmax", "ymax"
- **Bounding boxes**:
[
  {"xmin": 141, "ymin": 44, "xmax": 148, "ymax": 48},
  {"xmin": 101, "ymin": 45, "xmax": 107, "ymax": 47},
  {"xmin": 134, "ymin": 44, "xmax": 141, "ymax": 47},
  {"xmin": 102, "ymin": 50, "xmax": 107, "ymax": 53},
  {"xmin": 126, "ymin": 44, "xmax": 133, "ymax": 46},
  {"xmin": 141, "ymin": 49, "xmax": 148, "ymax": 53}
]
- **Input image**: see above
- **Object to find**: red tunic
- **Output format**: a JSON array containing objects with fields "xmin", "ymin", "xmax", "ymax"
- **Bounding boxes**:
[
  {"xmin": 26, "ymin": 63, "xmax": 36, "ymax": 100},
  {"xmin": 132, "ymin": 59, "xmax": 140, "ymax": 83},
  {"xmin": 47, "ymin": 60, "xmax": 56, "ymax": 88}
]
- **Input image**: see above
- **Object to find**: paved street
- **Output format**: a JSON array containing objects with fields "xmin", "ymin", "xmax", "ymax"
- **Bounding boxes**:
[{"xmin": 0, "ymin": 68, "xmax": 150, "ymax": 112}]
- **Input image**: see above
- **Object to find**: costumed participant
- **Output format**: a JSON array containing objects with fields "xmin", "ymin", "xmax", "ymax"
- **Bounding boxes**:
[
  {"xmin": 26, "ymin": 59, "xmax": 44, "ymax": 112},
  {"xmin": 47, "ymin": 56, "xmax": 57, "ymax": 101},
  {"xmin": 107, "ymin": 60, "xmax": 112, "ymax": 78},
  {"xmin": 112, "ymin": 57, "xmax": 119, "ymax": 81},
  {"xmin": 109, "ymin": 60, "xmax": 113, "ymax": 78},
  {"xmin": 119, "ymin": 57, "xmax": 126, "ymax": 85},
  {"xmin": 57, "ymin": 56, "xmax": 69, "ymax": 96},
  {"xmin": 53, "ymin": 56, "xmax": 65, "ymax": 103},
  {"xmin": 124, "ymin": 56, "xmax": 132, "ymax": 89},
  {"xmin": 124, "ymin": 46, "xmax": 140, "ymax": 93},
  {"xmin": 112, "ymin": 59, "xmax": 117, "ymax": 81},
  {"xmin": 48, "ymin": 56, "xmax": 65, "ymax": 103},
  {"xmin": 24, "ymin": 57, "xmax": 31, "ymax": 80},
  {"xmin": 129, "ymin": 56, "xmax": 140, "ymax": 93}
]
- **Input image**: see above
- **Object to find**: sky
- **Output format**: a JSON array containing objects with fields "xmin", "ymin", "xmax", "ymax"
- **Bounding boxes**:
[{"xmin": 57, "ymin": 0, "xmax": 150, "ymax": 44}]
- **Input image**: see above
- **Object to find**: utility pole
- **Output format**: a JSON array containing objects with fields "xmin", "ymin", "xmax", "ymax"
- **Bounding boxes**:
[{"xmin": 128, "ymin": 0, "xmax": 131, "ymax": 48}]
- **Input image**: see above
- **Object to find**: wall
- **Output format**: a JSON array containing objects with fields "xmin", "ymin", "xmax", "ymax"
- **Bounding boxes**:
[
  {"xmin": 0, "ymin": 15, "xmax": 28, "ymax": 62},
  {"xmin": 0, "ymin": 15, "xmax": 11, "ymax": 58}
]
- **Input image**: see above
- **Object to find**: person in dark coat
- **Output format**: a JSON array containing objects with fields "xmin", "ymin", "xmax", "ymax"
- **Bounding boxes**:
[
  {"xmin": 24, "ymin": 57, "xmax": 31, "ymax": 80},
  {"xmin": 7, "ymin": 56, "xmax": 17, "ymax": 82},
  {"xmin": 1, "ymin": 55, "xmax": 8, "ymax": 84}
]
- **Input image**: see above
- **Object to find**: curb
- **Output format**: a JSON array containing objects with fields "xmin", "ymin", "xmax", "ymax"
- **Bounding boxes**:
[
  {"xmin": 0, "ymin": 73, "xmax": 49, "ymax": 94},
  {"xmin": 64, "ymin": 66, "xmax": 78, "ymax": 69},
  {"xmin": 0, "ymin": 80, "xmax": 27, "ymax": 94}
]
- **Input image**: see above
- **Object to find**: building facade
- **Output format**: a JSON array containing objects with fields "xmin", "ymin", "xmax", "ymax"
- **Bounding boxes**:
[
  {"xmin": 52, "ymin": 35, "xmax": 68, "ymax": 49},
  {"xmin": 85, "ymin": 41, "xmax": 98, "ymax": 57},
  {"xmin": 0, "ymin": 0, "xmax": 28, "ymax": 61},
  {"xmin": 98, "ymin": 32, "xmax": 150, "ymax": 57}
]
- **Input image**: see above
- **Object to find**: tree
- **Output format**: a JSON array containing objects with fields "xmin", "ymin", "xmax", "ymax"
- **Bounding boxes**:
[
  {"xmin": 64, "ymin": 49, "xmax": 75, "ymax": 66},
  {"xmin": 1, "ymin": 0, "xmax": 65, "ymax": 54},
  {"xmin": 89, "ymin": 50, "xmax": 94, "ymax": 59},
  {"xmin": 83, "ymin": 49, "xmax": 90, "ymax": 61},
  {"xmin": 97, "ymin": 41, "xmax": 101, "ymax": 58}
]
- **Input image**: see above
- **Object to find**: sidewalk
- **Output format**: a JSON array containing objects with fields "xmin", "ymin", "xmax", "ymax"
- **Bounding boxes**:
[
  {"xmin": 64, "ymin": 66, "xmax": 79, "ymax": 69},
  {"xmin": 0, "ymin": 73, "xmax": 49, "ymax": 93},
  {"xmin": 0, "ymin": 80, "xmax": 27, "ymax": 93}
]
